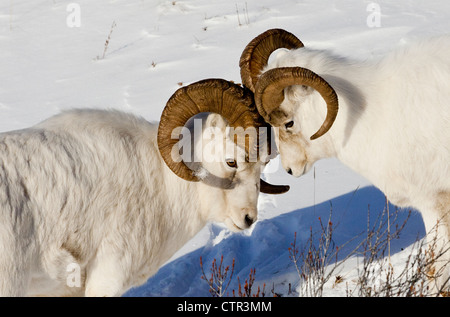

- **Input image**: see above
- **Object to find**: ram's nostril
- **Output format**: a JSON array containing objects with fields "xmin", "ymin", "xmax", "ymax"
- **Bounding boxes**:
[
  {"xmin": 287, "ymin": 168, "xmax": 293, "ymax": 175},
  {"xmin": 245, "ymin": 214, "xmax": 254, "ymax": 227}
]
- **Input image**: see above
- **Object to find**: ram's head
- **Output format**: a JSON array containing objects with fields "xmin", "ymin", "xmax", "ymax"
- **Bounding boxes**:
[
  {"xmin": 157, "ymin": 79, "xmax": 289, "ymax": 231},
  {"xmin": 239, "ymin": 29, "xmax": 339, "ymax": 177}
]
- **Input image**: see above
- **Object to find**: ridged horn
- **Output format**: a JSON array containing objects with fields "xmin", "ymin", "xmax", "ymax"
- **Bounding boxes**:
[
  {"xmin": 158, "ymin": 79, "xmax": 262, "ymax": 182},
  {"xmin": 158, "ymin": 79, "xmax": 289, "ymax": 194},
  {"xmin": 255, "ymin": 67, "xmax": 339, "ymax": 140},
  {"xmin": 239, "ymin": 29, "xmax": 303, "ymax": 92}
]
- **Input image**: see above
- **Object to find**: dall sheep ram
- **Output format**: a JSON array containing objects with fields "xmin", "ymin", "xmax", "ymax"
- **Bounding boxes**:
[
  {"xmin": 240, "ymin": 29, "xmax": 450, "ymax": 289},
  {"xmin": 0, "ymin": 79, "xmax": 288, "ymax": 297}
]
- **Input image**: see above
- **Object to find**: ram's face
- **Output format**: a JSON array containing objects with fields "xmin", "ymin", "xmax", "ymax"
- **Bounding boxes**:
[
  {"xmin": 239, "ymin": 29, "xmax": 339, "ymax": 179},
  {"xmin": 267, "ymin": 99, "xmax": 314, "ymax": 178},
  {"xmin": 197, "ymin": 113, "xmax": 263, "ymax": 232},
  {"xmin": 158, "ymin": 79, "xmax": 289, "ymax": 232}
]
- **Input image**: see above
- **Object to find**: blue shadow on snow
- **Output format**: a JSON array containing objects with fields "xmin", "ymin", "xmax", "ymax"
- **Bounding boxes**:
[{"xmin": 124, "ymin": 186, "xmax": 425, "ymax": 296}]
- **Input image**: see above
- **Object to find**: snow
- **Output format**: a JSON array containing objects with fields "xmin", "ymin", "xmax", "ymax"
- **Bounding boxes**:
[{"xmin": 1, "ymin": 0, "xmax": 448, "ymax": 297}]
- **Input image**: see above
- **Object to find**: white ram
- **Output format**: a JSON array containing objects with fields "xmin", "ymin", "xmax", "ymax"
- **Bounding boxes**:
[
  {"xmin": 240, "ymin": 29, "xmax": 450, "ymax": 290},
  {"xmin": 0, "ymin": 79, "xmax": 288, "ymax": 296}
]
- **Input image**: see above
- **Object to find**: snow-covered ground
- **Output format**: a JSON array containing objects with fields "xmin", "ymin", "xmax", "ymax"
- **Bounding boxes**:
[{"xmin": 1, "ymin": 0, "xmax": 449, "ymax": 296}]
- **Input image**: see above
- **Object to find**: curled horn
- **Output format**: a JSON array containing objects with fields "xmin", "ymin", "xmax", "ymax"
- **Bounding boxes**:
[
  {"xmin": 158, "ymin": 79, "xmax": 259, "ymax": 181},
  {"xmin": 157, "ymin": 79, "xmax": 289, "ymax": 194},
  {"xmin": 239, "ymin": 28, "xmax": 303, "ymax": 92},
  {"xmin": 255, "ymin": 67, "xmax": 339, "ymax": 140},
  {"xmin": 240, "ymin": 29, "xmax": 338, "ymax": 140}
]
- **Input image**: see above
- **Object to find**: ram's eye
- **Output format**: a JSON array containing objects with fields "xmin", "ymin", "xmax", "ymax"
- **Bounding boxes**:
[
  {"xmin": 285, "ymin": 121, "xmax": 294, "ymax": 129},
  {"xmin": 226, "ymin": 159, "xmax": 238, "ymax": 168}
]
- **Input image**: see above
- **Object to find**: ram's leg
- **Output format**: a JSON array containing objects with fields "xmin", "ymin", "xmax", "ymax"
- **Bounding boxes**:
[
  {"xmin": 0, "ymin": 199, "xmax": 35, "ymax": 296},
  {"xmin": 0, "ymin": 228, "xmax": 31, "ymax": 296},
  {"xmin": 84, "ymin": 245, "xmax": 127, "ymax": 297},
  {"xmin": 434, "ymin": 192, "xmax": 450, "ymax": 294},
  {"xmin": 421, "ymin": 192, "xmax": 450, "ymax": 294}
]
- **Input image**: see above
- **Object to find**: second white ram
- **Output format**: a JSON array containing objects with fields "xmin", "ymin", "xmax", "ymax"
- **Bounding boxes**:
[{"xmin": 240, "ymin": 29, "xmax": 450, "ymax": 291}]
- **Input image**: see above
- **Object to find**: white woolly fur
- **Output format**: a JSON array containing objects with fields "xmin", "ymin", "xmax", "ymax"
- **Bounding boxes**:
[
  {"xmin": 264, "ymin": 36, "xmax": 450, "ymax": 289},
  {"xmin": 0, "ymin": 109, "xmax": 263, "ymax": 296}
]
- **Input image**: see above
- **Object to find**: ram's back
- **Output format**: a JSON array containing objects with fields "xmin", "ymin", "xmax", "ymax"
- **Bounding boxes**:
[{"xmin": 0, "ymin": 109, "xmax": 159, "ymax": 266}]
